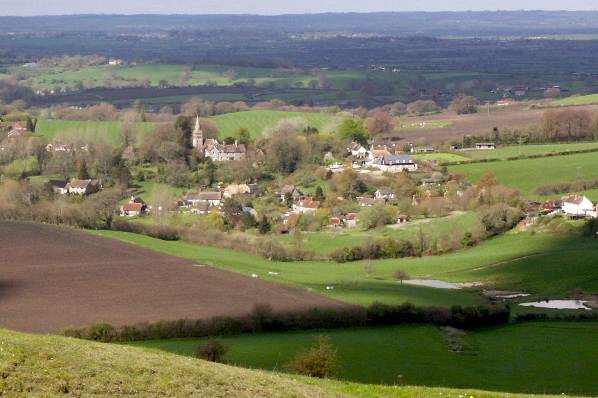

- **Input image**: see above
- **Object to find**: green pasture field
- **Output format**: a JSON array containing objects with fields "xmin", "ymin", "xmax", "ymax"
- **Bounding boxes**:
[
  {"xmin": 276, "ymin": 212, "xmax": 478, "ymax": 256},
  {"xmin": 547, "ymin": 93, "xmax": 598, "ymax": 107},
  {"xmin": 212, "ymin": 110, "xmax": 339, "ymax": 139},
  {"xmin": 463, "ymin": 142, "xmax": 598, "ymax": 160},
  {"xmin": 35, "ymin": 119, "xmax": 154, "ymax": 147},
  {"xmin": 448, "ymin": 151, "xmax": 598, "ymax": 197},
  {"xmin": 91, "ymin": 229, "xmax": 598, "ymax": 307},
  {"xmin": 131, "ymin": 321, "xmax": 598, "ymax": 396}
]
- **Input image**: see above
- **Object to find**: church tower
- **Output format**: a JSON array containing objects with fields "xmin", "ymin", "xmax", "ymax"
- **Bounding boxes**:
[{"xmin": 192, "ymin": 115, "xmax": 204, "ymax": 148}]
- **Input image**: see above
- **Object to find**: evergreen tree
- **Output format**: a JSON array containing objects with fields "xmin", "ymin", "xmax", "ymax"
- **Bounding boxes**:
[
  {"xmin": 258, "ymin": 215, "xmax": 271, "ymax": 234},
  {"xmin": 78, "ymin": 159, "xmax": 90, "ymax": 180},
  {"xmin": 314, "ymin": 185, "xmax": 325, "ymax": 201}
]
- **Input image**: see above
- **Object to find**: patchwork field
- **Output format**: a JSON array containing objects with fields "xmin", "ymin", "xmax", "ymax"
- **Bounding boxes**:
[
  {"xmin": 132, "ymin": 322, "xmax": 598, "ymax": 396},
  {"xmin": 390, "ymin": 103, "xmax": 598, "ymax": 144},
  {"xmin": 93, "ymin": 229, "xmax": 598, "ymax": 308},
  {"xmin": 212, "ymin": 110, "xmax": 339, "ymax": 139},
  {"xmin": 448, "ymin": 151, "xmax": 598, "ymax": 197},
  {"xmin": 0, "ymin": 222, "xmax": 346, "ymax": 332}
]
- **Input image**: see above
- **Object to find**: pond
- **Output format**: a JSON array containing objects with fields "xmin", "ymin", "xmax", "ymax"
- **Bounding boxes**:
[
  {"xmin": 519, "ymin": 300, "xmax": 593, "ymax": 310},
  {"xmin": 402, "ymin": 279, "xmax": 461, "ymax": 289}
]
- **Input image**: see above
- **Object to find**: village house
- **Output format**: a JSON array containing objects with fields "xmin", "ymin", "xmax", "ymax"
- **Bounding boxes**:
[
  {"xmin": 328, "ymin": 216, "xmax": 344, "ymax": 228},
  {"xmin": 369, "ymin": 154, "xmax": 418, "ymax": 173},
  {"xmin": 68, "ymin": 179, "xmax": 101, "ymax": 195},
  {"xmin": 357, "ymin": 196, "xmax": 385, "ymax": 207},
  {"xmin": 475, "ymin": 142, "xmax": 496, "ymax": 150},
  {"xmin": 345, "ymin": 213, "xmax": 359, "ymax": 228},
  {"xmin": 120, "ymin": 197, "xmax": 147, "ymax": 217},
  {"xmin": 191, "ymin": 116, "xmax": 246, "ymax": 162},
  {"xmin": 183, "ymin": 191, "xmax": 223, "ymax": 208},
  {"xmin": 541, "ymin": 199, "xmax": 562, "ymax": 215},
  {"xmin": 6, "ymin": 122, "xmax": 27, "ymax": 144},
  {"xmin": 292, "ymin": 199, "xmax": 321, "ymax": 214},
  {"xmin": 348, "ymin": 141, "xmax": 368, "ymax": 158},
  {"xmin": 374, "ymin": 189, "xmax": 396, "ymax": 201},
  {"xmin": 561, "ymin": 195, "xmax": 595, "ymax": 218},
  {"xmin": 280, "ymin": 185, "xmax": 303, "ymax": 203}
]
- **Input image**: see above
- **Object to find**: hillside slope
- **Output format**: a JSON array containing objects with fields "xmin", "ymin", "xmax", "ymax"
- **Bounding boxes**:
[{"xmin": 0, "ymin": 329, "xmax": 589, "ymax": 398}]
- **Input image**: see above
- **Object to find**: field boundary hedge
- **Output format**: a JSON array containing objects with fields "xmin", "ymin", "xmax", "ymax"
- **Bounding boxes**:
[
  {"xmin": 441, "ymin": 146, "xmax": 598, "ymax": 167},
  {"xmin": 64, "ymin": 302, "xmax": 511, "ymax": 342}
]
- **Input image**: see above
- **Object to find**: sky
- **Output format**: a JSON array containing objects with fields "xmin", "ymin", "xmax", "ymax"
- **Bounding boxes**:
[{"xmin": 0, "ymin": 0, "xmax": 597, "ymax": 15}]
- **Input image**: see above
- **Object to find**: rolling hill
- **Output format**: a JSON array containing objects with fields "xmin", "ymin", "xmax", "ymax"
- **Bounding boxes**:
[{"xmin": 0, "ymin": 328, "xmax": 589, "ymax": 398}]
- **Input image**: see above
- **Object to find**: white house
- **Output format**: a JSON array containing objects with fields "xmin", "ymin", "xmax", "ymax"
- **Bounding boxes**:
[
  {"xmin": 561, "ymin": 195, "xmax": 595, "ymax": 217},
  {"xmin": 292, "ymin": 199, "xmax": 321, "ymax": 214},
  {"xmin": 374, "ymin": 189, "xmax": 396, "ymax": 200},
  {"xmin": 348, "ymin": 142, "xmax": 368, "ymax": 158}
]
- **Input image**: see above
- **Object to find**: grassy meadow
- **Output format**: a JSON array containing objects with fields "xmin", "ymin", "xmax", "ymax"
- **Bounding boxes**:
[
  {"xmin": 0, "ymin": 328, "xmax": 583, "ymax": 398},
  {"xmin": 448, "ymin": 150, "xmax": 598, "ymax": 197},
  {"xmin": 212, "ymin": 110, "xmax": 339, "ymax": 139},
  {"xmin": 91, "ymin": 229, "xmax": 598, "ymax": 308},
  {"xmin": 276, "ymin": 212, "xmax": 478, "ymax": 256},
  {"xmin": 547, "ymin": 93, "xmax": 598, "ymax": 107},
  {"xmin": 131, "ymin": 322, "xmax": 598, "ymax": 396}
]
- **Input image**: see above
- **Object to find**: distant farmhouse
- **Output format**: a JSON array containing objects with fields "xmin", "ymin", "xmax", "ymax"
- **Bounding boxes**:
[
  {"xmin": 475, "ymin": 142, "xmax": 496, "ymax": 150},
  {"xmin": 49, "ymin": 179, "xmax": 101, "ymax": 195},
  {"xmin": 192, "ymin": 116, "xmax": 246, "ymax": 162}
]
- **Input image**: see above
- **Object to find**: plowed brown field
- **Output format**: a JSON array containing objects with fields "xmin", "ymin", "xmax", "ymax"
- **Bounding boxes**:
[{"xmin": 0, "ymin": 222, "xmax": 346, "ymax": 333}]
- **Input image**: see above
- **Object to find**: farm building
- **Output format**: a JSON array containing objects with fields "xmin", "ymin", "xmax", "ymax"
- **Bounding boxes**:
[
  {"xmin": 369, "ymin": 154, "xmax": 418, "ymax": 172},
  {"xmin": 475, "ymin": 143, "xmax": 496, "ymax": 150}
]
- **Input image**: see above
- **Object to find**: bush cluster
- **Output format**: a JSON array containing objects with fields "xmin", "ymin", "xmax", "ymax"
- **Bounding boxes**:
[
  {"xmin": 535, "ymin": 178, "xmax": 598, "ymax": 196},
  {"xmin": 64, "ymin": 302, "xmax": 511, "ymax": 343},
  {"xmin": 330, "ymin": 238, "xmax": 414, "ymax": 262},
  {"xmin": 112, "ymin": 219, "xmax": 180, "ymax": 240}
]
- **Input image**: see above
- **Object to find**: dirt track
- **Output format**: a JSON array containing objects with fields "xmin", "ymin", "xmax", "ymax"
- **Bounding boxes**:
[{"xmin": 0, "ymin": 222, "xmax": 347, "ymax": 333}]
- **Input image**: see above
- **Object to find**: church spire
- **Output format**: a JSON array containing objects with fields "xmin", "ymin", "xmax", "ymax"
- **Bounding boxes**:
[{"xmin": 192, "ymin": 115, "xmax": 204, "ymax": 148}]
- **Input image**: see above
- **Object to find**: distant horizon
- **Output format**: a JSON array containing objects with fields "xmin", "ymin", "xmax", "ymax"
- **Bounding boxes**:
[
  {"xmin": 0, "ymin": 0, "xmax": 597, "ymax": 17},
  {"xmin": 2, "ymin": 9, "xmax": 598, "ymax": 18}
]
